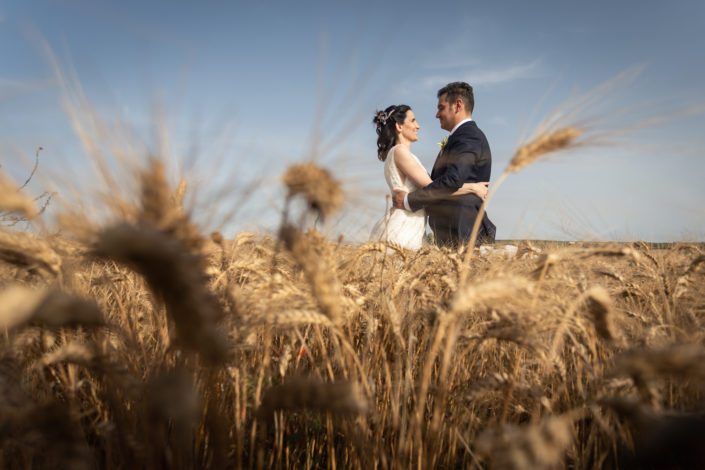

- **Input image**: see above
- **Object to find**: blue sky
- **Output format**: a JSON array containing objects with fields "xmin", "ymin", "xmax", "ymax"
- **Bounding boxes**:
[{"xmin": 2, "ymin": 0, "xmax": 704, "ymax": 242}]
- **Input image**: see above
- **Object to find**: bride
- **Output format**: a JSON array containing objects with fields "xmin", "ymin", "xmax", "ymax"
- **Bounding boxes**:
[{"xmin": 370, "ymin": 104, "xmax": 488, "ymax": 250}]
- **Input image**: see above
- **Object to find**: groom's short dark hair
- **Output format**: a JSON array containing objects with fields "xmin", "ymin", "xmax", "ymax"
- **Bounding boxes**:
[{"xmin": 438, "ymin": 82, "xmax": 474, "ymax": 113}]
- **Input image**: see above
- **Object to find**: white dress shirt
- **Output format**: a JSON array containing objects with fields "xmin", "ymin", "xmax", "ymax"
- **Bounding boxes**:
[
  {"xmin": 449, "ymin": 118, "xmax": 473, "ymax": 136},
  {"xmin": 403, "ymin": 118, "xmax": 473, "ymax": 210}
]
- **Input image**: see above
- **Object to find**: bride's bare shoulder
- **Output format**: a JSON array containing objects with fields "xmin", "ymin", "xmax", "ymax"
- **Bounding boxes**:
[
  {"xmin": 393, "ymin": 146, "xmax": 423, "ymax": 171},
  {"xmin": 392, "ymin": 145, "xmax": 412, "ymax": 161}
]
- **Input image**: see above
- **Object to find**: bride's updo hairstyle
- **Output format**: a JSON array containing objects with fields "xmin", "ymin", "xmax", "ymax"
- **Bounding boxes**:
[{"xmin": 373, "ymin": 104, "xmax": 411, "ymax": 161}]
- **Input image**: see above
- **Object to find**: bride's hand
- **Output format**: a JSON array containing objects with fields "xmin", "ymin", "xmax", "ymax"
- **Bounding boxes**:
[
  {"xmin": 392, "ymin": 189, "xmax": 407, "ymax": 209},
  {"xmin": 457, "ymin": 182, "xmax": 489, "ymax": 200}
]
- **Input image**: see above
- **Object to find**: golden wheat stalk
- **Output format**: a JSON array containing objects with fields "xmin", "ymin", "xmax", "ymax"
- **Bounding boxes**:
[
  {"xmin": 279, "ymin": 224, "xmax": 344, "ymax": 323},
  {"xmin": 37, "ymin": 342, "xmax": 96, "ymax": 368},
  {"xmin": 139, "ymin": 160, "xmax": 203, "ymax": 253},
  {"xmin": 459, "ymin": 126, "xmax": 583, "ymax": 286},
  {"xmin": 0, "ymin": 287, "xmax": 103, "ymax": 331},
  {"xmin": 256, "ymin": 376, "xmax": 367, "ymax": 421},
  {"xmin": 93, "ymin": 223, "xmax": 228, "ymax": 363},
  {"xmin": 450, "ymin": 277, "xmax": 534, "ymax": 316},
  {"xmin": 506, "ymin": 127, "xmax": 583, "ymax": 174},
  {"xmin": 0, "ymin": 229, "xmax": 62, "ymax": 277},
  {"xmin": 282, "ymin": 162, "xmax": 343, "ymax": 221},
  {"xmin": 614, "ymin": 344, "xmax": 705, "ymax": 382},
  {"xmin": 584, "ymin": 286, "xmax": 616, "ymax": 341},
  {"xmin": 476, "ymin": 411, "xmax": 581, "ymax": 469}
]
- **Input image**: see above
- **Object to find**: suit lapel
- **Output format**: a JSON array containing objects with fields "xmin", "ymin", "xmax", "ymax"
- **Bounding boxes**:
[
  {"xmin": 432, "ymin": 134, "xmax": 453, "ymax": 177},
  {"xmin": 432, "ymin": 122, "xmax": 474, "ymax": 177},
  {"xmin": 431, "ymin": 149, "xmax": 443, "ymax": 179}
]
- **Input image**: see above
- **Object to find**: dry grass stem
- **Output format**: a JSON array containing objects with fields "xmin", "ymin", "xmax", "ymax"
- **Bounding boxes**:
[{"xmin": 0, "ymin": 173, "xmax": 37, "ymax": 218}]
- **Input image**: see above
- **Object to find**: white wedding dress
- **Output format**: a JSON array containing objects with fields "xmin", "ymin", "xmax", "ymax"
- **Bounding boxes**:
[{"xmin": 370, "ymin": 145, "xmax": 426, "ymax": 250}]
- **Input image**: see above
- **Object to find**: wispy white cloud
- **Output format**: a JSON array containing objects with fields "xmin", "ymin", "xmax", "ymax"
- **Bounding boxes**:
[
  {"xmin": 420, "ymin": 58, "xmax": 543, "ymax": 89},
  {"xmin": 417, "ymin": 57, "xmax": 482, "ymax": 71}
]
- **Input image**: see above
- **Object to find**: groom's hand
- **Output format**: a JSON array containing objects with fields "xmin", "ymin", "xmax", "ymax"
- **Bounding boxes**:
[{"xmin": 392, "ymin": 189, "xmax": 407, "ymax": 210}]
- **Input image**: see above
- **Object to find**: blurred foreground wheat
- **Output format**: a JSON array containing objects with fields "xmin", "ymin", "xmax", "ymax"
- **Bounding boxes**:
[{"xmin": 1, "ymin": 156, "xmax": 705, "ymax": 470}]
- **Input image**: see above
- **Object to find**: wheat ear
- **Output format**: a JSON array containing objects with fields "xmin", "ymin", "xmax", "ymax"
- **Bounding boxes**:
[{"xmin": 459, "ymin": 126, "xmax": 582, "ymax": 285}]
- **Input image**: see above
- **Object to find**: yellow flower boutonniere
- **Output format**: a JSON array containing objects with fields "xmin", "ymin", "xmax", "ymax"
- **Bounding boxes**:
[{"xmin": 437, "ymin": 136, "xmax": 448, "ymax": 151}]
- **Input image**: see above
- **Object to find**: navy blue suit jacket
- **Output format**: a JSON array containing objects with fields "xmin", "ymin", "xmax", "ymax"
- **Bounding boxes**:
[{"xmin": 407, "ymin": 121, "xmax": 496, "ymax": 245}]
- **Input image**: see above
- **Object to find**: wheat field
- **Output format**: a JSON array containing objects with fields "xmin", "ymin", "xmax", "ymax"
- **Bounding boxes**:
[{"xmin": 1, "ymin": 159, "xmax": 705, "ymax": 470}]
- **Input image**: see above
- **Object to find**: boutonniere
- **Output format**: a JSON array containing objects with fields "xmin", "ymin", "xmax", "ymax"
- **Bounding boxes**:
[{"xmin": 437, "ymin": 136, "xmax": 448, "ymax": 151}]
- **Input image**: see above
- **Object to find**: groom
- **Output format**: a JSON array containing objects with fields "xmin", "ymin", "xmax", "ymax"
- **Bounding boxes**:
[{"xmin": 392, "ymin": 81, "xmax": 496, "ymax": 247}]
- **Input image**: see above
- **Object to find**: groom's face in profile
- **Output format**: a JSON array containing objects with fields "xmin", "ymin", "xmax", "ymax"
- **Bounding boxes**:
[{"xmin": 436, "ymin": 93, "xmax": 455, "ymax": 132}]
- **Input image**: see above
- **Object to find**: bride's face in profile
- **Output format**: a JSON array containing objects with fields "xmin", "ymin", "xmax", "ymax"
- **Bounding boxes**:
[{"xmin": 396, "ymin": 110, "xmax": 420, "ymax": 144}]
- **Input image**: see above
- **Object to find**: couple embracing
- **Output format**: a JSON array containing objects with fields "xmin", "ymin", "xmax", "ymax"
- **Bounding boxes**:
[{"xmin": 370, "ymin": 81, "xmax": 497, "ymax": 250}]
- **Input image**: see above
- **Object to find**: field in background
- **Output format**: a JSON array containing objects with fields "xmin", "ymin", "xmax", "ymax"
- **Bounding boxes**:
[{"xmin": 2, "ymin": 161, "xmax": 705, "ymax": 470}]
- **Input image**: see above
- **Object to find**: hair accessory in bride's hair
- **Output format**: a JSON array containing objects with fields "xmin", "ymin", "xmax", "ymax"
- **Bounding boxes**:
[
  {"xmin": 376, "ymin": 106, "xmax": 396, "ymax": 126},
  {"xmin": 383, "ymin": 106, "xmax": 396, "ymax": 124}
]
